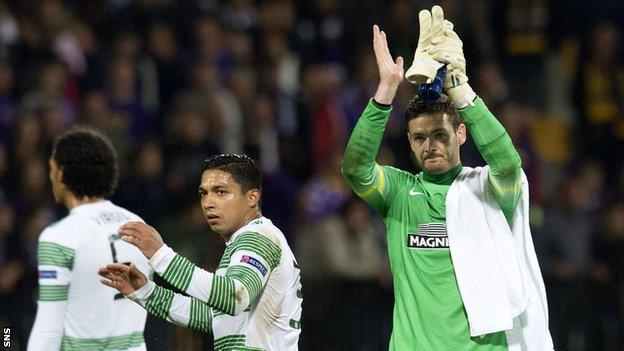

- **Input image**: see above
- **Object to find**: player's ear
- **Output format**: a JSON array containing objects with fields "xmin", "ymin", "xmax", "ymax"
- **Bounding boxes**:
[
  {"xmin": 457, "ymin": 123, "xmax": 466, "ymax": 146},
  {"xmin": 247, "ymin": 189, "xmax": 261, "ymax": 208},
  {"xmin": 53, "ymin": 164, "xmax": 66, "ymax": 188}
]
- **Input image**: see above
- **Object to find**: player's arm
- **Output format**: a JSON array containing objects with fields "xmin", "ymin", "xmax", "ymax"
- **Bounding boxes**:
[
  {"xmin": 459, "ymin": 99, "xmax": 522, "ymax": 222},
  {"xmin": 99, "ymin": 264, "xmax": 212, "ymax": 334},
  {"xmin": 27, "ymin": 236, "xmax": 75, "ymax": 351},
  {"xmin": 429, "ymin": 23, "xmax": 522, "ymax": 222},
  {"xmin": 118, "ymin": 222, "xmax": 281, "ymax": 316},
  {"xmin": 342, "ymin": 25, "xmax": 404, "ymax": 213},
  {"xmin": 147, "ymin": 231, "xmax": 281, "ymax": 316}
]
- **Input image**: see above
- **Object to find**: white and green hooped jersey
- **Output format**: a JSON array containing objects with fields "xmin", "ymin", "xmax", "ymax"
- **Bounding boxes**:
[
  {"xmin": 28, "ymin": 201, "xmax": 153, "ymax": 351},
  {"xmin": 129, "ymin": 216, "xmax": 302, "ymax": 351}
]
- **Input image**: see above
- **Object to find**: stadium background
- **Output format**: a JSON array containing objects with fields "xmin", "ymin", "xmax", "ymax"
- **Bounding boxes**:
[{"xmin": 0, "ymin": 0, "xmax": 623, "ymax": 350}]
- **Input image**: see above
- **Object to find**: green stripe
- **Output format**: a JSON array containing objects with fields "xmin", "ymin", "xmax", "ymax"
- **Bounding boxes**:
[
  {"xmin": 289, "ymin": 319, "xmax": 301, "ymax": 329},
  {"xmin": 60, "ymin": 331, "xmax": 144, "ymax": 350},
  {"xmin": 214, "ymin": 334, "xmax": 246, "ymax": 349},
  {"xmin": 188, "ymin": 298, "xmax": 212, "ymax": 333},
  {"xmin": 213, "ymin": 333, "xmax": 264, "ymax": 350},
  {"xmin": 213, "ymin": 306, "xmax": 249, "ymax": 317},
  {"xmin": 145, "ymin": 285, "xmax": 175, "ymax": 320},
  {"xmin": 208, "ymin": 276, "xmax": 235, "ymax": 315},
  {"xmin": 38, "ymin": 242, "xmax": 75, "ymax": 269},
  {"xmin": 161, "ymin": 254, "xmax": 195, "ymax": 291},
  {"xmin": 231, "ymin": 232, "xmax": 282, "ymax": 269},
  {"xmin": 38, "ymin": 284, "xmax": 69, "ymax": 301},
  {"xmin": 227, "ymin": 266, "xmax": 263, "ymax": 299},
  {"xmin": 217, "ymin": 246, "xmax": 235, "ymax": 269}
]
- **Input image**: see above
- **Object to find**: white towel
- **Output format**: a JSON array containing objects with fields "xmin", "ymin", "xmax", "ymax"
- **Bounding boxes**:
[{"xmin": 446, "ymin": 166, "xmax": 553, "ymax": 350}]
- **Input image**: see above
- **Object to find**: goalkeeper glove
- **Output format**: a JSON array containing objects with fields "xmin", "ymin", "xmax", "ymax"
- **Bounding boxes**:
[
  {"xmin": 444, "ymin": 67, "xmax": 476, "ymax": 109},
  {"xmin": 405, "ymin": 5, "xmax": 445, "ymax": 84},
  {"xmin": 428, "ymin": 24, "xmax": 476, "ymax": 108}
]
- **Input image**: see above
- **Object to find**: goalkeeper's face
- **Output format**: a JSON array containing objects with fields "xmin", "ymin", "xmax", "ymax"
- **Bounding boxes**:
[
  {"xmin": 199, "ymin": 169, "xmax": 261, "ymax": 237},
  {"xmin": 407, "ymin": 112, "xmax": 466, "ymax": 174}
]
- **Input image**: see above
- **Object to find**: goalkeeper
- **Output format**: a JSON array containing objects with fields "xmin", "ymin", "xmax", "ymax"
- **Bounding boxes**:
[{"xmin": 342, "ymin": 6, "xmax": 553, "ymax": 350}]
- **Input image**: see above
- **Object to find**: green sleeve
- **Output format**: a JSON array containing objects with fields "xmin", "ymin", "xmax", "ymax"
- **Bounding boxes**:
[
  {"xmin": 342, "ymin": 99, "xmax": 412, "ymax": 215},
  {"xmin": 459, "ymin": 97, "xmax": 522, "ymax": 223},
  {"xmin": 144, "ymin": 285, "xmax": 212, "ymax": 334}
]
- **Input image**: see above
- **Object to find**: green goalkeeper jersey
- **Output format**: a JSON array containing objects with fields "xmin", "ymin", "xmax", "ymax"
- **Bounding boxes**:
[{"xmin": 342, "ymin": 98, "xmax": 522, "ymax": 350}]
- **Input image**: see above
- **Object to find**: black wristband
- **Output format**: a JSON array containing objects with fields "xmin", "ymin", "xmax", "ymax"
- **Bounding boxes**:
[{"xmin": 371, "ymin": 99, "xmax": 392, "ymax": 110}]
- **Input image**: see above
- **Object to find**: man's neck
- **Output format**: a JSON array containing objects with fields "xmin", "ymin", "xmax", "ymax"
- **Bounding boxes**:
[
  {"xmin": 65, "ymin": 196, "xmax": 105, "ymax": 211},
  {"xmin": 421, "ymin": 163, "xmax": 462, "ymax": 185},
  {"xmin": 221, "ymin": 210, "xmax": 262, "ymax": 242}
]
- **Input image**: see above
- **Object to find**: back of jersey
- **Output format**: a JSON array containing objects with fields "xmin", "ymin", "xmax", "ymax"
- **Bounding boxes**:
[{"xmin": 32, "ymin": 200, "xmax": 151, "ymax": 350}]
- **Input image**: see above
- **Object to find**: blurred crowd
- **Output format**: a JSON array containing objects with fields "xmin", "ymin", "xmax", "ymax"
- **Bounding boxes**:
[{"xmin": 0, "ymin": 0, "xmax": 623, "ymax": 350}]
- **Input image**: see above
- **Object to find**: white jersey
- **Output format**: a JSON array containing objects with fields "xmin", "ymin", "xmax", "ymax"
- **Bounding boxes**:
[
  {"xmin": 28, "ymin": 200, "xmax": 153, "ymax": 351},
  {"xmin": 212, "ymin": 217, "xmax": 302, "ymax": 349},
  {"xmin": 130, "ymin": 216, "xmax": 302, "ymax": 350}
]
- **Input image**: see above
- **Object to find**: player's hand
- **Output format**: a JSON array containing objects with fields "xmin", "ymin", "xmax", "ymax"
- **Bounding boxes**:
[
  {"xmin": 372, "ymin": 24, "xmax": 404, "ymax": 105},
  {"xmin": 405, "ymin": 5, "xmax": 445, "ymax": 85},
  {"xmin": 426, "ymin": 22, "xmax": 476, "ymax": 108},
  {"xmin": 118, "ymin": 221, "xmax": 164, "ymax": 259},
  {"xmin": 98, "ymin": 263, "xmax": 147, "ymax": 295},
  {"xmin": 427, "ymin": 21, "xmax": 466, "ymax": 75}
]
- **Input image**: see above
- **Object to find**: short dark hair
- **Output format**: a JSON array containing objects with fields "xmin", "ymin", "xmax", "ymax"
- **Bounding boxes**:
[
  {"xmin": 202, "ymin": 154, "xmax": 262, "ymax": 193},
  {"xmin": 405, "ymin": 94, "xmax": 463, "ymax": 130},
  {"xmin": 52, "ymin": 127, "xmax": 118, "ymax": 198}
]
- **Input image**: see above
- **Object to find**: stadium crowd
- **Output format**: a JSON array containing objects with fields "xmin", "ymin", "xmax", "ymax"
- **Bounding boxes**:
[{"xmin": 0, "ymin": 0, "xmax": 623, "ymax": 350}]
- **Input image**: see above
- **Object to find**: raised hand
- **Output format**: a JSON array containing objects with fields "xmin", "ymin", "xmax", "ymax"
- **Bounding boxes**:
[
  {"xmin": 118, "ymin": 221, "xmax": 165, "ymax": 259},
  {"xmin": 372, "ymin": 24, "xmax": 404, "ymax": 105},
  {"xmin": 425, "ymin": 18, "xmax": 475, "ymax": 108},
  {"xmin": 405, "ymin": 5, "xmax": 446, "ymax": 84},
  {"xmin": 98, "ymin": 263, "xmax": 148, "ymax": 296},
  {"xmin": 428, "ymin": 21, "xmax": 466, "ymax": 76}
]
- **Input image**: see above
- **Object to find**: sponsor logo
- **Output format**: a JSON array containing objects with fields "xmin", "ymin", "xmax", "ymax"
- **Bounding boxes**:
[
  {"xmin": 407, "ymin": 223, "xmax": 449, "ymax": 249},
  {"xmin": 39, "ymin": 270, "xmax": 58, "ymax": 279},
  {"xmin": 409, "ymin": 189, "xmax": 424, "ymax": 196},
  {"xmin": 241, "ymin": 255, "xmax": 268, "ymax": 276}
]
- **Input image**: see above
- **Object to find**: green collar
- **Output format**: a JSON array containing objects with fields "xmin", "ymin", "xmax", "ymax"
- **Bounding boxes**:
[{"xmin": 421, "ymin": 164, "xmax": 462, "ymax": 185}]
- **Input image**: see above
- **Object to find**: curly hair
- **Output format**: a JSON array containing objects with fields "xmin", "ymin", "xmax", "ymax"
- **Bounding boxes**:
[
  {"xmin": 405, "ymin": 93, "xmax": 463, "ymax": 130},
  {"xmin": 202, "ymin": 154, "xmax": 262, "ymax": 193},
  {"xmin": 52, "ymin": 127, "xmax": 118, "ymax": 198}
]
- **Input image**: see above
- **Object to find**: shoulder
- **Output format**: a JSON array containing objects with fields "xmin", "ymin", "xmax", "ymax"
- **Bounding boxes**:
[
  {"xmin": 108, "ymin": 202, "xmax": 144, "ymax": 222},
  {"xmin": 379, "ymin": 164, "xmax": 414, "ymax": 177},
  {"xmin": 379, "ymin": 165, "xmax": 417, "ymax": 187},
  {"xmin": 38, "ymin": 223, "xmax": 77, "ymax": 268},
  {"xmin": 457, "ymin": 165, "xmax": 528, "ymax": 186},
  {"xmin": 230, "ymin": 218, "xmax": 284, "ymax": 268},
  {"xmin": 232, "ymin": 218, "xmax": 282, "ymax": 247},
  {"xmin": 455, "ymin": 166, "xmax": 488, "ymax": 182},
  {"xmin": 38, "ymin": 218, "xmax": 76, "ymax": 249}
]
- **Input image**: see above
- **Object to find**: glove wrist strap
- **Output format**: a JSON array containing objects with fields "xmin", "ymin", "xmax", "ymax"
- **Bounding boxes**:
[{"xmin": 449, "ymin": 84, "xmax": 476, "ymax": 109}]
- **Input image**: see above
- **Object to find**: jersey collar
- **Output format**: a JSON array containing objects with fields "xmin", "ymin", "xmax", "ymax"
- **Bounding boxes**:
[
  {"xmin": 69, "ymin": 199, "xmax": 112, "ymax": 214},
  {"xmin": 226, "ymin": 216, "xmax": 267, "ymax": 245},
  {"xmin": 421, "ymin": 164, "xmax": 462, "ymax": 185}
]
